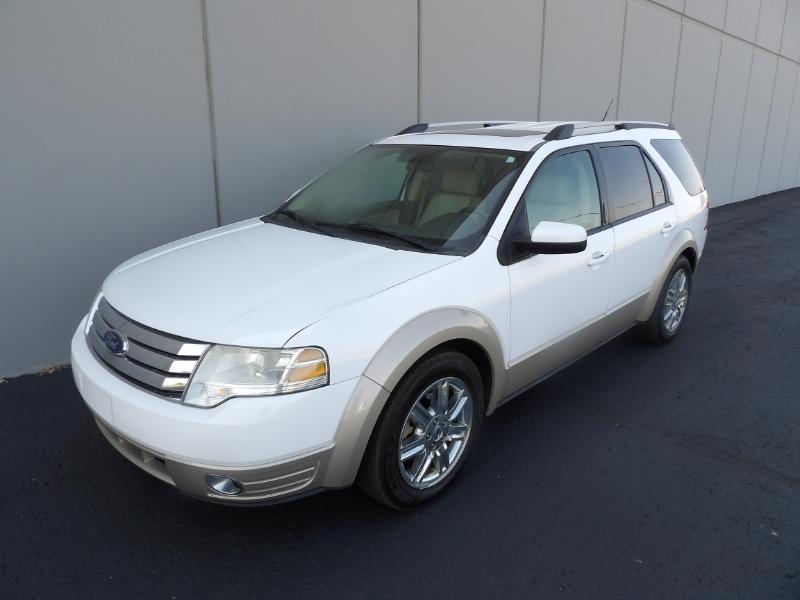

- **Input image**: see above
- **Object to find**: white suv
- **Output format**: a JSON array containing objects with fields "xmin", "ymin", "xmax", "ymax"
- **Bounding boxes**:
[{"xmin": 71, "ymin": 120, "xmax": 708, "ymax": 509}]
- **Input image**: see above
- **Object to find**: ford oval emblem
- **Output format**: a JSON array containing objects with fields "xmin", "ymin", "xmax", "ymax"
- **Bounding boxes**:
[{"xmin": 102, "ymin": 329, "xmax": 128, "ymax": 355}]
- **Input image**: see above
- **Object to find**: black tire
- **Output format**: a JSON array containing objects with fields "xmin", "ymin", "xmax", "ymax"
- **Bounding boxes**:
[
  {"xmin": 636, "ymin": 255, "xmax": 693, "ymax": 344},
  {"xmin": 357, "ymin": 349, "xmax": 485, "ymax": 510}
]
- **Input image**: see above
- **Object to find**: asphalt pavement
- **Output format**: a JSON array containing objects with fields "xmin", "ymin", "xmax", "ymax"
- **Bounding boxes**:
[{"xmin": 1, "ymin": 189, "xmax": 799, "ymax": 599}]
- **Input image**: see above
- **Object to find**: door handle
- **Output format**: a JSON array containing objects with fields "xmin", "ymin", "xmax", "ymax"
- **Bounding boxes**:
[
  {"xmin": 661, "ymin": 221, "xmax": 675, "ymax": 234},
  {"xmin": 587, "ymin": 250, "xmax": 611, "ymax": 267}
]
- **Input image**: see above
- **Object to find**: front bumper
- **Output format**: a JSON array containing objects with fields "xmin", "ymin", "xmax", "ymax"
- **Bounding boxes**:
[
  {"xmin": 71, "ymin": 317, "xmax": 388, "ymax": 504},
  {"xmin": 93, "ymin": 416, "xmax": 331, "ymax": 503}
]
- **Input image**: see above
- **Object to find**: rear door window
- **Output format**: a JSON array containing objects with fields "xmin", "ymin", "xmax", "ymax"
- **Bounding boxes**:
[
  {"xmin": 651, "ymin": 139, "xmax": 704, "ymax": 196},
  {"xmin": 598, "ymin": 145, "xmax": 654, "ymax": 221}
]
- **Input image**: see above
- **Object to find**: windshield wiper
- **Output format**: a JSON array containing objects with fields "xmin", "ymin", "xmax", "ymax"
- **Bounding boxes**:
[
  {"xmin": 267, "ymin": 207, "xmax": 328, "ymax": 234},
  {"xmin": 266, "ymin": 211, "xmax": 436, "ymax": 251},
  {"xmin": 339, "ymin": 221, "xmax": 437, "ymax": 252}
]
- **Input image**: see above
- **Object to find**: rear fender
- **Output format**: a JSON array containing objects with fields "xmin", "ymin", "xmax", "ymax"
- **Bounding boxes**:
[{"xmin": 636, "ymin": 229, "xmax": 698, "ymax": 322}]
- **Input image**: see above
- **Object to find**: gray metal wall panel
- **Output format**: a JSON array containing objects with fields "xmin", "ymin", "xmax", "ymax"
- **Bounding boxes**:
[
  {"xmin": 671, "ymin": 20, "xmax": 722, "ymax": 173},
  {"xmin": 3, "ymin": 0, "xmax": 800, "ymax": 376},
  {"xmin": 652, "ymin": 0, "xmax": 685, "ymax": 11},
  {"xmin": 733, "ymin": 49, "xmax": 778, "ymax": 202},
  {"xmin": 684, "ymin": 0, "xmax": 727, "ymax": 28},
  {"xmin": 758, "ymin": 59, "xmax": 798, "ymax": 194},
  {"xmin": 705, "ymin": 37, "xmax": 753, "ymax": 205},
  {"xmin": 782, "ymin": 0, "xmax": 800, "ymax": 60},
  {"xmin": 539, "ymin": 0, "xmax": 626, "ymax": 120},
  {"xmin": 724, "ymin": 0, "xmax": 760, "ymax": 41},
  {"xmin": 0, "ymin": 0, "xmax": 217, "ymax": 376},
  {"xmin": 779, "ymin": 69, "xmax": 800, "ymax": 188},
  {"xmin": 207, "ymin": 0, "xmax": 417, "ymax": 224},
  {"xmin": 757, "ymin": 0, "xmax": 788, "ymax": 53},
  {"xmin": 420, "ymin": 0, "xmax": 543, "ymax": 121},
  {"xmin": 618, "ymin": 0, "xmax": 681, "ymax": 122}
]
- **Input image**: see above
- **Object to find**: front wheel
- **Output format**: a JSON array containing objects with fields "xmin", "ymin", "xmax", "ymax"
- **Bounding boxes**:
[
  {"xmin": 637, "ymin": 255, "xmax": 693, "ymax": 344},
  {"xmin": 357, "ymin": 350, "xmax": 485, "ymax": 510}
]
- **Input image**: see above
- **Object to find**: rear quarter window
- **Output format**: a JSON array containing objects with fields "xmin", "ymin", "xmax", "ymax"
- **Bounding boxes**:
[{"xmin": 651, "ymin": 139, "xmax": 704, "ymax": 196}]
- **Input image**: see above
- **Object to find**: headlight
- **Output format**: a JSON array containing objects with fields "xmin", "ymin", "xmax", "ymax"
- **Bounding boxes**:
[
  {"xmin": 84, "ymin": 291, "xmax": 103, "ymax": 335},
  {"xmin": 183, "ymin": 346, "xmax": 329, "ymax": 408}
]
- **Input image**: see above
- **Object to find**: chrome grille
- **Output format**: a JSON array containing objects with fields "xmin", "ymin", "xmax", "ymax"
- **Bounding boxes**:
[{"xmin": 88, "ymin": 298, "xmax": 209, "ymax": 399}]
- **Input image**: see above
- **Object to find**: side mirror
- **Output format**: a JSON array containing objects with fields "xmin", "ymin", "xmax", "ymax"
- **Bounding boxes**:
[{"xmin": 514, "ymin": 221, "xmax": 587, "ymax": 254}]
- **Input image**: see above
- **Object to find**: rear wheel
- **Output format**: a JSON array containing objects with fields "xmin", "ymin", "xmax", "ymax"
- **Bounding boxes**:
[
  {"xmin": 357, "ymin": 350, "xmax": 484, "ymax": 510},
  {"xmin": 637, "ymin": 255, "xmax": 692, "ymax": 344}
]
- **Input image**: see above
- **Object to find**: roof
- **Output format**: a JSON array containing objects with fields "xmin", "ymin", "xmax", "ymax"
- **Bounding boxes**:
[{"xmin": 376, "ymin": 120, "xmax": 678, "ymax": 152}]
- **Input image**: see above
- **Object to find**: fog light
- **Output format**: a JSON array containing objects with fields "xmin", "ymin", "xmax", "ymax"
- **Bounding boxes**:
[{"xmin": 205, "ymin": 474, "xmax": 242, "ymax": 496}]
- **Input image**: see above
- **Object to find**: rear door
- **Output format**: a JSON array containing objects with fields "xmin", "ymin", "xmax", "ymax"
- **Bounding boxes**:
[{"xmin": 597, "ymin": 143, "xmax": 678, "ymax": 311}]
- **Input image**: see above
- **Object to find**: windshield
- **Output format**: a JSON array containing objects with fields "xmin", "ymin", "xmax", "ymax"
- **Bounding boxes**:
[{"xmin": 265, "ymin": 144, "xmax": 527, "ymax": 254}]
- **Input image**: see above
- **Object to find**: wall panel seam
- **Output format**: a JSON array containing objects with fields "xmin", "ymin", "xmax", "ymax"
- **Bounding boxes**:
[
  {"xmin": 795, "ymin": 132, "xmax": 800, "ymax": 185},
  {"xmin": 615, "ymin": 0, "xmax": 629, "ymax": 119},
  {"xmin": 200, "ymin": 0, "xmax": 222, "ymax": 227},
  {"xmin": 777, "ymin": 66, "xmax": 800, "ymax": 186},
  {"xmin": 417, "ymin": 0, "xmax": 421, "ymax": 122},
  {"xmin": 669, "ymin": 13, "xmax": 684, "ymax": 123},
  {"xmin": 731, "ymin": 49, "xmax": 756, "ymax": 200},
  {"xmin": 757, "ymin": 58, "xmax": 782, "ymax": 192},
  {"xmin": 537, "ymin": 0, "xmax": 546, "ymax": 120},
  {"xmin": 702, "ymin": 25, "xmax": 726, "ymax": 174},
  {"xmin": 778, "ymin": 0, "xmax": 790, "ymax": 53},
  {"xmin": 721, "ymin": 0, "xmax": 729, "ymax": 31}
]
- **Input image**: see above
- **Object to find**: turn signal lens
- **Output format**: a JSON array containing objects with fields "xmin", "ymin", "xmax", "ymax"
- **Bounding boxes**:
[{"xmin": 286, "ymin": 360, "xmax": 328, "ymax": 383}]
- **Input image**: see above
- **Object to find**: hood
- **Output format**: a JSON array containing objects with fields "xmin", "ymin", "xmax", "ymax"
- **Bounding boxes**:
[{"xmin": 102, "ymin": 220, "xmax": 459, "ymax": 346}]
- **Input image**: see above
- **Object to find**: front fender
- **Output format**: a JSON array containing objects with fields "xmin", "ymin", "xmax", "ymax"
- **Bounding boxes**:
[
  {"xmin": 363, "ymin": 307, "xmax": 507, "ymax": 414},
  {"xmin": 321, "ymin": 308, "xmax": 507, "ymax": 488}
]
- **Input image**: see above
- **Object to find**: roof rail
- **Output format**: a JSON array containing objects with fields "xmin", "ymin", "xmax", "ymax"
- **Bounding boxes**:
[
  {"xmin": 395, "ymin": 120, "xmax": 519, "ymax": 135},
  {"xmin": 613, "ymin": 121, "xmax": 673, "ymax": 130},
  {"xmin": 539, "ymin": 120, "xmax": 673, "ymax": 142}
]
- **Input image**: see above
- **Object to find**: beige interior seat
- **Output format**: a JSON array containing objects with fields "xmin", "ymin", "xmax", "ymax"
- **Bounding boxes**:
[
  {"xmin": 372, "ymin": 170, "xmax": 430, "ymax": 226},
  {"xmin": 419, "ymin": 169, "xmax": 481, "ymax": 224}
]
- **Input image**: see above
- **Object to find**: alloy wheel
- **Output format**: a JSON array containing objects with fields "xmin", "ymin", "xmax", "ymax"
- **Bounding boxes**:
[
  {"xmin": 397, "ymin": 377, "xmax": 474, "ymax": 489},
  {"xmin": 663, "ymin": 268, "xmax": 689, "ymax": 334}
]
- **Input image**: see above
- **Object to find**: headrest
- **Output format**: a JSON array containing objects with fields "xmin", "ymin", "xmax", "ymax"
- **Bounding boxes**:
[{"xmin": 441, "ymin": 170, "xmax": 480, "ymax": 196}]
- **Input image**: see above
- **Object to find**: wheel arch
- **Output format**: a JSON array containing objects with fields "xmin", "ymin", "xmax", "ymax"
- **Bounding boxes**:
[
  {"xmin": 680, "ymin": 245, "xmax": 698, "ymax": 271},
  {"xmin": 323, "ymin": 308, "xmax": 507, "ymax": 489},
  {"xmin": 636, "ymin": 229, "xmax": 698, "ymax": 322},
  {"xmin": 362, "ymin": 308, "xmax": 507, "ymax": 414}
]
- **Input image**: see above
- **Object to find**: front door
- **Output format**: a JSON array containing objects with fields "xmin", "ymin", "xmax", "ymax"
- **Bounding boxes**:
[{"xmin": 507, "ymin": 148, "xmax": 614, "ymax": 364}]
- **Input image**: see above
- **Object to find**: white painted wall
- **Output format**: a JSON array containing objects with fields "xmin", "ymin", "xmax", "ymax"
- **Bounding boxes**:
[{"xmin": 1, "ymin": 0, "xmax": 800, "ymax": 375}]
